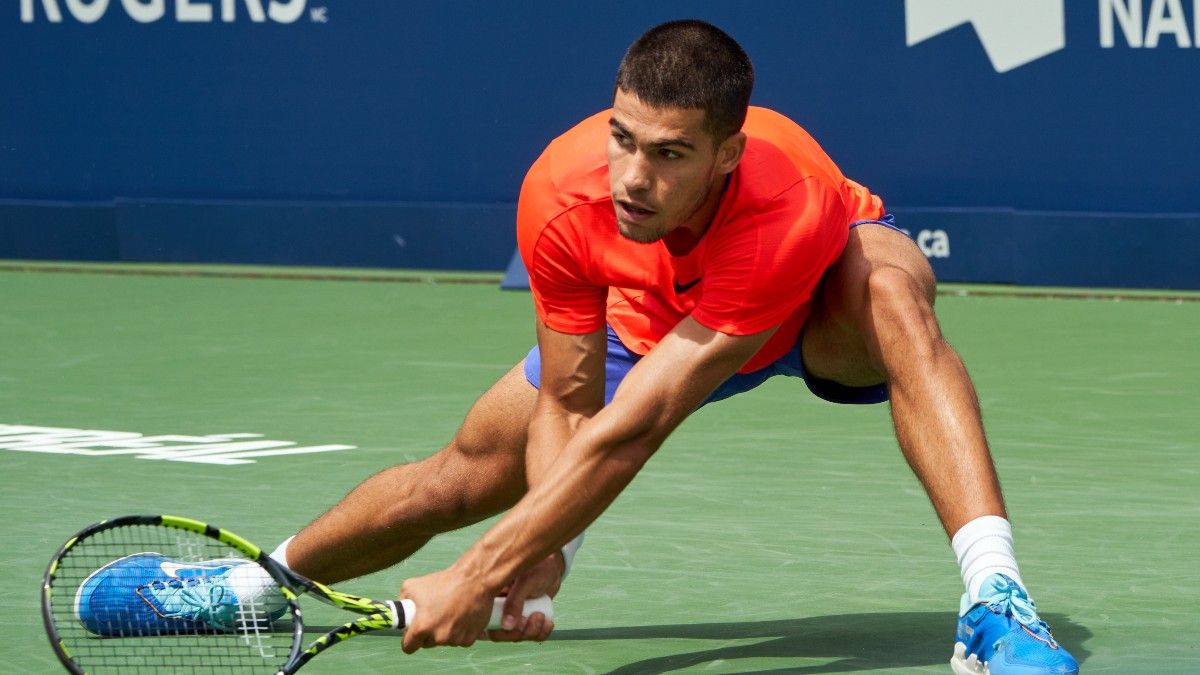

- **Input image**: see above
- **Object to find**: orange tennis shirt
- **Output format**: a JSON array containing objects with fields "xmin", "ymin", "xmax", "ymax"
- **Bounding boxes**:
[{"xmin": 517, "ymin": 106, "xmax": 885, "ymax": 374}]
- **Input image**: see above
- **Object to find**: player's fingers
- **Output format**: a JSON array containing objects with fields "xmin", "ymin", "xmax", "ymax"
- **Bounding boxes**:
[
  {"xmin": 401, "ymin": 629, "xmax": 422, "ymax": 654},
  {"xmin": 485, "ymin": 612, "xmax": 554, "ymax": 643},
  {"xmin": 485, "ymin": 624, "xmax": 526, "ymax": 642},
  {"xmin": 456, "ymin": 625, "xmax": 480, "ymax": 648},
  {"xmin": 521, "ymin": 612, "xmax": 545, "ymax": 639},
  {"xmin": 524, "ymin": 612, "xmax": 555, "ymax": 641},
  {"xmin": 500, "ymin": 590, "xmax": 527, "ymax": 631},
  {"xmin": 400, "ymin": 618, "xmax": 434, "ymax": 653},
  {"xmin": 485, "ymin": 629, "xmax": 525, "ymax": 642}
]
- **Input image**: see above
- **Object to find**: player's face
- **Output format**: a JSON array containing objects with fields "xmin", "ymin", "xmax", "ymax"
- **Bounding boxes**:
[{"xmin": 607, "ymin": 89, "xmax": 745, "ymax": 243}]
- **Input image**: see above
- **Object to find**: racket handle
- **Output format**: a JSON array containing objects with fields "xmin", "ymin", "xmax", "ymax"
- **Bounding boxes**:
[{"xmin": 396, "ymin": 595, "xmax": 554, "ymax": 630}]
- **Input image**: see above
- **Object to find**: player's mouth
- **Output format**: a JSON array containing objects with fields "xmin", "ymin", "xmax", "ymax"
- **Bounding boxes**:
[{"xmin": 615, "ymin": 199, "xmax": 656, "ymax": 223}]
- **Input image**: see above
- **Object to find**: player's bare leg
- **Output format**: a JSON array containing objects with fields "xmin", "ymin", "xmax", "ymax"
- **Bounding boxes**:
[
  {"xmin": 803, "ymin": 223, "xmax": 1077, "ymax": 673},
  {"xmin": 285, "ymin": 363, "xmax": 537, "ymax": 584},
  {"xmin": 801, "ymin": 222, "xmax": 1005, "ymax": 537}
]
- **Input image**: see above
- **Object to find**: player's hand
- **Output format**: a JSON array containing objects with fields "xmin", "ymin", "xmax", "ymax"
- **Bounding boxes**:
[
  {"xmin": 399, "ymin": 568, "xmax": 493, "ymax": 654},
  {"xmin": 486, "ymin": 552, "xmax": 562, "ymax": 642}
]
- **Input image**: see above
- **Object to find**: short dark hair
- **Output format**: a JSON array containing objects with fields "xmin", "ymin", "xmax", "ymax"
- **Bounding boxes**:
[{"xmin": 614, "ymin": 20, "xmax": 754, "ymax": 142}]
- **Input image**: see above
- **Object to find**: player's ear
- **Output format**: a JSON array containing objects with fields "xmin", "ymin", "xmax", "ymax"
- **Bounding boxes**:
[{"xmin": 715, "ymin": 131, "xmax": 746, "ymax": 175}]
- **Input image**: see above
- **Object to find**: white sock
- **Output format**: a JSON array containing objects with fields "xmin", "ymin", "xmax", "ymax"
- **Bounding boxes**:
[
  {"xmin": 560, "ymin": 531, "xmax": 585, "ymax": 577},
  {"xmin": 951, "ymin": 515, "xmax": 1025, "ymax": 602},
  {"xmin": 270, "ymin": 536, "xmax": 295, "ymax": 568}
]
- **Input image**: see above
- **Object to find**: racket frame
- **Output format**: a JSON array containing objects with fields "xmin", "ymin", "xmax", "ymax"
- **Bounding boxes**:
[{"xmin": 41, "ymin": 514, "xmax": 403, "ymax": 675}]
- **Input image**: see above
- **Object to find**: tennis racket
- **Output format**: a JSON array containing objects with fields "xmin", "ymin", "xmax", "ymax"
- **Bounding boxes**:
[{"xmin": 41, "ymin": 514, "xmax": 554, "ymax": 674}]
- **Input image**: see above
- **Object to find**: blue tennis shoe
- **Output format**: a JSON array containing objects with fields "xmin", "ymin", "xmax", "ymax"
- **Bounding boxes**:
[
  {"xmin": 74, "ymin": 552, "xmax": 269, "ymax": 636},
  {"xmin": 951, "ymin": 574, "xmax": 1078, "ymax": 674}
]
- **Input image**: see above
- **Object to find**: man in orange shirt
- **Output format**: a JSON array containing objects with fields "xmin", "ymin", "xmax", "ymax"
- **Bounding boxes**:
[{"xmin": 269, "ymin": 20, "xmax": 1076, "ymax": 673}]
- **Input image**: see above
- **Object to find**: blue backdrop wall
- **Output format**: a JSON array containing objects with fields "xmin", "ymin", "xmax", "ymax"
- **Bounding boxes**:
[{"xmin": 2, "ymin": 1, "xmax": 1197, "ymax": 288}]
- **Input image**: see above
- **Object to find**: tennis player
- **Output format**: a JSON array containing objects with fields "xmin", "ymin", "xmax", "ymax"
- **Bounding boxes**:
[{"xmin": 91, "ymin": 19, "xmax": 1077, "ymax": 674}]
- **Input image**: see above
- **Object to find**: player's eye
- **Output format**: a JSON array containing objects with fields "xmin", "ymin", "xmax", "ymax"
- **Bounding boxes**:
[
  {"xmin": 612, "ymin": 132, "xmax": 633, "ymax": 148},
  {"xmin": 660, "ymin": 148, "xmax": 682, "ymax": 160}
]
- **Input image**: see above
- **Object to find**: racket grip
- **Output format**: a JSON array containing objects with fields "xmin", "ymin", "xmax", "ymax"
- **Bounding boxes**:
[{"xmin": 396, "ymin": 595, "xmax": 554, "ymax": 630}]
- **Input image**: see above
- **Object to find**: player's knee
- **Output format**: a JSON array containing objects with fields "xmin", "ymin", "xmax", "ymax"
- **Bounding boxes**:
[
  {"xmin": 450, "ymin": 420, "xmax": 524, "ymax": 469},
  {"xmin": 865, "ymin": 264, "xmax": 942, "ymax": 357},
  {"xmin": 431, "ymin": 434, "xmax": 525, "ymax": 523}
]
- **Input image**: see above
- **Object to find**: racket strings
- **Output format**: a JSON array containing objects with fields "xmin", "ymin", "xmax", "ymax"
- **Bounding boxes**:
[{"xmin": 47, "ymin": 523, "xmax": 295, "ymax": 673}]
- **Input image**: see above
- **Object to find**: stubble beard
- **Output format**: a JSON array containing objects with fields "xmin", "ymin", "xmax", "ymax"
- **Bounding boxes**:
[
  {"xmin": 612, "ymin": 174, "xmax": 717, "ymax": 244},
  {"xmin": 616, "ymin": 219, "xmax": 665, "ymax": 244}
]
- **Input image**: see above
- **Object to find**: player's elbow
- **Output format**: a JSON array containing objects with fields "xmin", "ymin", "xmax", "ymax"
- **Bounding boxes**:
[{"xmin": 613, "ymin": 435, "xmax": 660, "ymax": 474}]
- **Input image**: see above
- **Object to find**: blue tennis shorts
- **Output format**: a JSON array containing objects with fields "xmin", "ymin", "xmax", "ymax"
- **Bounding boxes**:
[
  {"xmin": 523, "ymin": 325, "xmax": 887, "ymax": 408},
  {"xmin": 522, "ymin": 216, "xmax": 900, "ymax": 408}
]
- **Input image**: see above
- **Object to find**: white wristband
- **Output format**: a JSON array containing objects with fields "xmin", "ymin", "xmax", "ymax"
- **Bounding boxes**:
[{"xmin": 560, "ymin": 532, "xmax": 585, "ymax": 577}]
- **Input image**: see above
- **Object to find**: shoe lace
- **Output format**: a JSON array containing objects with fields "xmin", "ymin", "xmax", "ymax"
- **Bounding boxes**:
[
  {"xmin": 976, "ymin": 574, "xmax": 1041, "ymax": 627},
  {"xmin": 142, "ymin": 577, "xmax": 237, "ymax": 629}
]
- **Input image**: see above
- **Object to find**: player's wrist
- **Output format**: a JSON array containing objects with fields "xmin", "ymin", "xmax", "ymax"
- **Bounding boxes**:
[{"xmin": 448, "ymin": 548, "xmax": 507, "ymax": 597}]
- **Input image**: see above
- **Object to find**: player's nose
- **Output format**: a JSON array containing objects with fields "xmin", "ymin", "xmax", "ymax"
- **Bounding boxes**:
[{"xmin": 620, "ymin": 152, "xmax": 653, "ymax": 193}]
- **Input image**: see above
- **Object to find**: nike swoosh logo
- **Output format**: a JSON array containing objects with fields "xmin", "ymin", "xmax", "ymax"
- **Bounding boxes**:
[
  {"xmin": 673, "ymin": 276, "xmax": 702, "ymax": 294},
  {"xmin": 159, "ymin": 562, "xmax": 189, "ymax": 578},
  {"xmin": 159, "ymin": 561, "xmax": 236, "ymax": 579}
]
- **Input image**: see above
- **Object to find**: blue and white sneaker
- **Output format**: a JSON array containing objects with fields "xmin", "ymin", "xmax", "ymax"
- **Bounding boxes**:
[
  {"xmin": 74, "ymin": 552, "xmax": 278, "ymax": 636},
  {"xmin": 951, "ymin": 574, "xmax": 1079, "ymax": 674}
]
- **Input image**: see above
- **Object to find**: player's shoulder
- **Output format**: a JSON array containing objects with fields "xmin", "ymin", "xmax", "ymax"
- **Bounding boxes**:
[
  {"xmin": 522, "ymin": 110, "xmax": 611, "ymax": 209},
  {"xmin": 545, "ymin": 109, "xmax": 611, "ymax": 158},
  {"xmin": 517, "ymin": 111, "xmax": 615, "ymax": 255},
  {"xmin": 711, "ymin": 108, "xmax": 857, "ymax": 243},
  {"xmin": 742, "ymin": 106, "xmax": 821, "ymax": 154},
  {"xmin": 739, "ymin": 106, "xmax": 848, "ymax": 197}
]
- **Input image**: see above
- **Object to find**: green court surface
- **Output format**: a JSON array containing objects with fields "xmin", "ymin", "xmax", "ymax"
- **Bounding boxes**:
[{"xmin": 2, "ymin": 264, "xmax": 1197, "ymax": 674}]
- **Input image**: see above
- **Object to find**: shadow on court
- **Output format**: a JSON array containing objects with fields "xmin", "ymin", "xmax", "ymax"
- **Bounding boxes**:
[
  {"xmin": 549, "ymin": 612, "xmax": 1090, "ymax": 674},
  {"xmin": 302, "ymin": 611, "xmax": 1089, "ymax": 673}
]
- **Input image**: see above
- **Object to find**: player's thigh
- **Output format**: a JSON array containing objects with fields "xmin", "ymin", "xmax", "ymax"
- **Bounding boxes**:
[
  {"xmin": 436, "ymin": 361, "xmax": 539, "ymax": 510},
  {"xmin": 801, "ymin": 223, "xmax": 936, "ymax": 385}
]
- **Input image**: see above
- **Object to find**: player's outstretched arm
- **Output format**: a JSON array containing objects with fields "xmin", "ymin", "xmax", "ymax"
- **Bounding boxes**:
[
  {"xmin": 399, "ymin": 316, "xmax": 775, "ymax": 652},
  {"xmin": 490, "ymin": 322, "xmax": 607, "ymax": 641}
]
